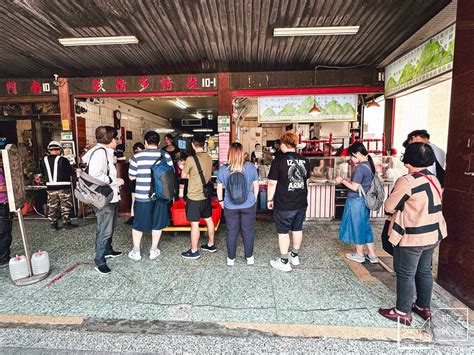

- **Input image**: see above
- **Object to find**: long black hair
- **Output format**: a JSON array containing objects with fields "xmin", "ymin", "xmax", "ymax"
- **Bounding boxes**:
[{"xmin": 348, "ymin": 142, "xmax": 375, "ymax": 174}]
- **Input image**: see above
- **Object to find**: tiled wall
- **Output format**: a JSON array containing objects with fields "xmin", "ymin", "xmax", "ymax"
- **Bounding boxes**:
[{"xmin": 76, "ymin": 98, "xmax": 170, "ymax": 157}]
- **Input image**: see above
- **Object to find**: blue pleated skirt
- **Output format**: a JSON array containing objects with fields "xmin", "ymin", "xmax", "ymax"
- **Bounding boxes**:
[{"xmin": 339, "ymin": 197, "xmax": 374, "ymax": 245}]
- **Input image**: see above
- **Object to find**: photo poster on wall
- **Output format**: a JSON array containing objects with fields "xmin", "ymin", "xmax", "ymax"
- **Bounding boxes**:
[
  {"xmin": 1, "ymin": 144, "xmax": 25, "ymax": 211},
  {"xmin": 258, "ymin": 95, "xmax": 357, "ymax": 123}
]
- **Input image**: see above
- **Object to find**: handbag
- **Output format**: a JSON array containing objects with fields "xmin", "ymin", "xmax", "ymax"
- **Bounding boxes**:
[
  {"xmin": 74, "ymin": 148, "xmax": 114, "ymax": 209},
  {"xmin": 381, "ymin": 219, "xmax": 394, "ymax": 255},
  {"xmin": 192, "ymin": 155, "xmax": 213, "ymax": 199}
]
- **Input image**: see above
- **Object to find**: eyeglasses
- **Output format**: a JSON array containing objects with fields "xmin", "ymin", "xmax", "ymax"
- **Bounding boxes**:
[{"xmin": 400, "ymin": 153, "xmax": 404, "ymax": 162}]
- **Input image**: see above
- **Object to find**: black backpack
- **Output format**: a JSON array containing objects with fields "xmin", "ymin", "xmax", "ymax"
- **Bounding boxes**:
[{"xmin": 226, "ymin": 165, "xmax": 248, "ymax": 205}]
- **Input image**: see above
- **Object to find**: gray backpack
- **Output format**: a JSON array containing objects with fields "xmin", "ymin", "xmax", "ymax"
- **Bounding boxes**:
[
  {"xmin": 358, "ymin": 164, "xmax": 385, "ymax": 211},
  {"xmin": 74, "ymin": 148, "xmax": 114, "ymax": 210}
]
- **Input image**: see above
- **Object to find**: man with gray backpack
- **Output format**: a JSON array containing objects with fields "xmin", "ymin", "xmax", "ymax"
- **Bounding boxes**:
[
  {"xmin": 217, "ymin": 142, "xmax": 259, "ymax": 266},
  {"xmin": 127, "ymin": 131, "xmax": 174, "ymax": 262},
  {"xmin": 81, "ymin": 126, "xmax": 124, "ymax": 274}
]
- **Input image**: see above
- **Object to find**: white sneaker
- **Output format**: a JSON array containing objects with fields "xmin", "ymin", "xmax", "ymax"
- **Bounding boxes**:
[
  {"xmin": 128, "ymin": 250, "xmax": 142, "ymax": 261},
  {"xmin": 246, "ymin": 256, "xmax": 255, "ymax": 265},
  {"xmin": 227, "ymin": 258, "xmax": 235, "ymax": 266},
  {"xmin": 289, "ymin": 255, "xmax": 300, "ymax": 266},
  {"xmin": 270, "ymin": 258, "xmax": 292, "ymax": 272},
  {"xmin": 345, "ymin": 253, "xmax": 365, "ymax": 263},
  {"xmin": 149, "ymin": 249, "xmax": 161, "ymax": 260}
]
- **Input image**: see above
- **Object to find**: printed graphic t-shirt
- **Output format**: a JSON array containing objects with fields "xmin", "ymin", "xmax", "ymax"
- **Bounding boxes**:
[
  {"xmin": 184, "ymin": 152, "xmax": 213, "ymax": 201},
  {"xmin": 268, "ymin": 151, "xmax": 309, "ymax": 211}
]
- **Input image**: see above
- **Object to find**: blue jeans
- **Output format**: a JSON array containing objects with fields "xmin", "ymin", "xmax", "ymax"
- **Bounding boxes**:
[
  {"xmin": 93, "ymin": 203, "xmax": 118, "ymax": 267},
  {"xmin": 224, "ymin": 204, "xmax": 256, "ymax": 259},
  {"xmin": 339, "ymin": 197, "xmax": 374, "ymax": 245},
  {"xmin": 393, "ymin": 243, "xmax": 437, "ymax": 313}
]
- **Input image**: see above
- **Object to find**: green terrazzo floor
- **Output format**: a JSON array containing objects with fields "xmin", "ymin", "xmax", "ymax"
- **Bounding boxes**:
[{"xmin": 0, "ymin": 217, "xmax": 464, "ymax": 332}]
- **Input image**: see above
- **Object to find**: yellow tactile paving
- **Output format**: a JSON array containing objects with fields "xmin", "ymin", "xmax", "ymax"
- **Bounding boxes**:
[
  {"xmin": 219, "ymin": 322, "xmax": 430, "ymax": 341},
  {"xmin": 0, "ymin": 314, "xmax": 85, "ymax": 325}
]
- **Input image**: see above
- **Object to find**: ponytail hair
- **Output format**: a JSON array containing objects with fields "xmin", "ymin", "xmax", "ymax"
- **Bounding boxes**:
[{"xmin": 348, "ymin": 141, "xmax": 375, "ymax": 174}]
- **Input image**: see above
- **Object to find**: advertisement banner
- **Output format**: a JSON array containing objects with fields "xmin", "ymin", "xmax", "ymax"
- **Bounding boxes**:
[
  {"xmin": 385, "ymin": 24, "xmax": 455, "ymax": 97},
  {"xmin": 258, "ymin": 95, "xmax": 357, "ymax": 123}
]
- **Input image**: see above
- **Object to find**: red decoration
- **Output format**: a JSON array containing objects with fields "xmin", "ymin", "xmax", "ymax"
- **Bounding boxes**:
[
  {"xmin": 139, "ymin": 76, "xmax": 150, "ymax": 92},
  {"xmin": 93, "ymin": 79, "xmax": 106, "ymax": 92},
  {"xmin": 30, "ymin": 80, "xmax": 42, "ymax": 94},
  {"xmin": 6, "ymin": 81, "xmax": 17, "ymax": 95},
  {"xmin": 186, "ymin": 75, "xmax": 199, "ymax": 90},
  {"xmin": 115, "ymin": 78, "xmax": 127, "ymax": 92},
  {"xmin": 160, "ymin": 76, "xmax": 173, "ymax": 91}
]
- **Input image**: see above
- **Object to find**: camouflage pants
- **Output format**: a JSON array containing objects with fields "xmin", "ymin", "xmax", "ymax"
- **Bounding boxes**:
[{"xmin": 47, "ymin": 189, "xmax": 72, "ymax": 224}]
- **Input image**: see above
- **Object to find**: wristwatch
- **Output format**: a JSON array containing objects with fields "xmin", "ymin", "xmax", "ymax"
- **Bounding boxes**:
[{"xmin": 218, "ymin": 199, "xmax": 224, "ymax": 202}]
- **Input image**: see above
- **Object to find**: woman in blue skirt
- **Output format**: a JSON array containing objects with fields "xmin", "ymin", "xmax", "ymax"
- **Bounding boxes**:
[{"xmin": 336, "ymin": 142, "xmax": 379, "ymax": 264}]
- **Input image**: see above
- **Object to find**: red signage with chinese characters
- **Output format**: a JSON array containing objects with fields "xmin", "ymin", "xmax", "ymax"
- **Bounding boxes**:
[
  {"xmin": 69, "ymin": 74, "xmax": 218, "ymax": 94},
  {"xmin": 0, "ymin": 79, "xmax": 56, "ymax": 96}
]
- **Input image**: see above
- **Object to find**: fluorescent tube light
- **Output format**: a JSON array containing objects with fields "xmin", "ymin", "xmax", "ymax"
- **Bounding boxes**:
[
  {"xmin": 182, "ymin": 133, "xmax": 194, "ymax": 138},
  {"xmin": 274, "ymin": 26, "xmax": 359, "ymax": 37},
  {"xmin": 174, "ymin": 99, "xmax": 188, "ymax": 110},
  {"xmin": 58, "ymin": 36, "xmax": 139, "ymax": 46},
  {"xmin": 192, "ymin": 113, "xmax": 204, "ymax": 119},
  {"xmin": 193, "ymin": 128, "xmax": 213, "ymax": 132},
  {"xmin": 153, "ymin": 128, "xmax": 175, "ymax": 134}
]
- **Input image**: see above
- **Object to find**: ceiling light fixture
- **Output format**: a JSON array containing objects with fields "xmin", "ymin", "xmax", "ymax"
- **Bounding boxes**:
[
  {"xmin": 274, "ymin": 26, "xmax": 360, "ymax": 37},
  {"xmin": 174, "ymin": 99, "xmax": 188, "ymax": 110},
  {"xmin": 366, "ymin": 97, "xmax": 381, "ymax": 109},
  {"xmin": 309, "ymin": 96, "xmax": 321, "ymax": 115},
  {"xmin": 193, "ymin": 113, "xmax": 204, "ymax": 119},
  {"xmin": 58, "ymin": 36, "xmax": 139, "ymax": 47},
  {"xmin": 193, "ymin": 128, "xmax": 213, "ymax": 133}
]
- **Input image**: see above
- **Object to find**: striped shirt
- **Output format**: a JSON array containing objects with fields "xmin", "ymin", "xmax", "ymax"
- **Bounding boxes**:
[{"xmin": 128, "ymin": 149, "xmax": 174, "ymax": 202}]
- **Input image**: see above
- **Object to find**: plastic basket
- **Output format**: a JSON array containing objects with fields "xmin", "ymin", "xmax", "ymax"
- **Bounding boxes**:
[{"xmin": 171, "ymin": 199, "xmax": 222, "ymax": 226}]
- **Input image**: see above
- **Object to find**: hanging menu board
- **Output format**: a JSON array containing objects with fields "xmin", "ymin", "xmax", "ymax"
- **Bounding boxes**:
[
  {"xmin": 385, "ymin": 24, "xmax": 455, "ymax": 98},
  {"xmin": 258, "ymin": 95, "xmax": 357, "ymax": 123}
]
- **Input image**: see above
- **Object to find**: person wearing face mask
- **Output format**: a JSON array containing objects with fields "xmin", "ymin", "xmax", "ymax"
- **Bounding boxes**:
[
  {"xmin": 335, "ymin": 142, "xmax": 379, "ymax": 264},
  {"xmin": 378, "ymin": 142, "xmax": 447, "ymax": 326}
]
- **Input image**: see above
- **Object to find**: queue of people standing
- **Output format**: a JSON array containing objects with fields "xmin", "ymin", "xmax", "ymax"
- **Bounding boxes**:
[{"xmin": 3, "ymin": 123, "xmax": 443, "ymax": 326}]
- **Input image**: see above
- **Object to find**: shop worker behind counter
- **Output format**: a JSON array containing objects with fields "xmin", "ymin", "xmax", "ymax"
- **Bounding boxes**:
[
  {"xmin": 181, "ymin": 134, "xmax": 216, "ymax": 260},
  {"xmin": 40, "ymin": 141, "xmax": 76, "ymax": 231},
  {"xmin": 267, "ymin": 132, "xmax": 310, "ymax": 272},
  {"xmin": 82, "ymin": 126, "xmax": 124, "ymax": 275}
]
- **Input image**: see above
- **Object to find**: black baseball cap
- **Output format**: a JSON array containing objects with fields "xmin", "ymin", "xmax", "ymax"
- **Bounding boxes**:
[{"xmin": 402, "ymin": 129, "xmax": 430, "ymax": 148}]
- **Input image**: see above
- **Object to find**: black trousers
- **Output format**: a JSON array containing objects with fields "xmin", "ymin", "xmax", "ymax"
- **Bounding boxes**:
[
  {"xmin": 0, "ymin": 203, "xmax": 13, "ymax": 263},
  {"xmin": 393, "ymin": 243, "xmax": 437, "ymax": 313}
]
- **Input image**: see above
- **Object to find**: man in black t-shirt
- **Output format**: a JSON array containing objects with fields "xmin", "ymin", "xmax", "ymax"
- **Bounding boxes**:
[{"xmin": 267, "ymin": 132, "xmax": 310, "ymax": 272}]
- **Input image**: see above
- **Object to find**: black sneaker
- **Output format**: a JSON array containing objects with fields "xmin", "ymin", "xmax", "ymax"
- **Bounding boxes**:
[
  {"xmin": 201, "ymin": 244, "xmax": 217, "ymax": 253},
  {"xmin": 50, "ymin": 222, "xmax": 59, "ymax": 231},
  {"xmin": 0, "ymin": 260, "xmax": 9, "ymax": 269},
  {"xmin": 181, "ymin": 249, "xmax": 201, "ymax": 260},
  {"xmin": 63, "ymin": 222, "xmax": 79, "ymax": 230},
  {"xmin": 125, "ymin": 217, "xmax": 134, "ymax": 225},
  {"xmin": 105, "ymin": 250, "xmax": 122, "ymax": 258},
  {"xmin": 94, "ymin": 264, "xmax": 111, "ymax": 274}
]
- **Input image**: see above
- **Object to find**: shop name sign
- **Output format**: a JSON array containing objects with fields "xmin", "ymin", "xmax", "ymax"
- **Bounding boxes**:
[
  {"xmin": 258, "ymin": 95, "xmax": 357, "ymax": 123},
  {"xmin": 385, "ymin": 24, "xmax": 455, "ymax": 97},
  {"xmin": 69, "ymin": 74, "xmax": 218, "ymax": 94},
  {"xmin": 0, "ymin": 79, "xmax": 57, "ymax": 96}
]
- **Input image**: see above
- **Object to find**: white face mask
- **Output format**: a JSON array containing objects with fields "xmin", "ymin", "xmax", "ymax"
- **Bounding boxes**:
[
  {"xmin": 178, "ymin": 163, "xmax": 184, "ymax": 170},
  {"xmin": 350, "ymin": 156, "xmax": 358, "ymax": 163}
]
